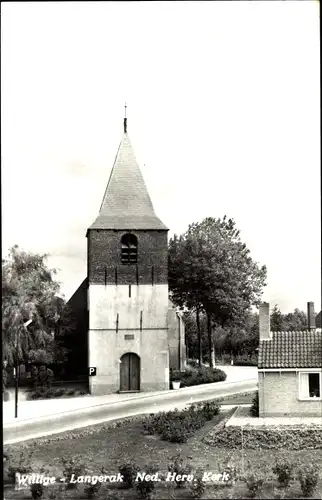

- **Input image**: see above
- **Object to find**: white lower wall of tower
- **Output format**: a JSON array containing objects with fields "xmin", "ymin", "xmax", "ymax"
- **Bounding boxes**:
[
  {"xmin": 88, "ymin": 329, "xmax": 169, "ymax": 394},
  {"xmin": 88, "ymin": 284, "xmax": 168, "ymax": 330},
  {"xmin": 88, "ymin": 284, "xmax": 169, "ymax": 395}
]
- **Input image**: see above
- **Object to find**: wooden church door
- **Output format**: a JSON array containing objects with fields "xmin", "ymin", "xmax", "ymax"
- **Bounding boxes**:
[{"xmin": 120, "ymin": 353, "xmax": 140, "ymax": 391}]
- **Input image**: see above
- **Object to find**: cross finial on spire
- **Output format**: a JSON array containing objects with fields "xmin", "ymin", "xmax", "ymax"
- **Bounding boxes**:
[{"xmin": 124, "ymin": 103, "xmax": 127, "ymax": 133}]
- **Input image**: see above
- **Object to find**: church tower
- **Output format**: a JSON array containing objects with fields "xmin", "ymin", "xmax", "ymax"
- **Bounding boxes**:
[{"xmin": 86, "ymin": 113, "xmax": 170, "ymax": 395}]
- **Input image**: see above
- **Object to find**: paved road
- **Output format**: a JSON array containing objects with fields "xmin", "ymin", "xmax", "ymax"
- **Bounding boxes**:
[
  {"xmin": 3, "ymin": 365, "xmax": 257, "ymax": 424},
  {"xmin": 4, "ymin": 377, "xmax": 257, "ymax": 444}
]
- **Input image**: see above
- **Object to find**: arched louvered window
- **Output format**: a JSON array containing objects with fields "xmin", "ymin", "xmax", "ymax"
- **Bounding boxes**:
[{"xmin": 121, "ymin": 233, "xmax": 138, "ymax": 264}]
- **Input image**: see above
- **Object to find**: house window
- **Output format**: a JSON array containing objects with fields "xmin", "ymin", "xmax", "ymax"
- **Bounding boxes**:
[
  {"xmin": 121, "ymin": 233, "xmax": 138, "ymax": 264},
  {"xmin": 298, "ymin": 371, "xmax": 322, "ymax": 400}
]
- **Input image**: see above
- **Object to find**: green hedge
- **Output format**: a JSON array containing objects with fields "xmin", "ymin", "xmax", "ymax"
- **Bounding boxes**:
[
  {"xmin": 205, "ymin": 416, "xmax": 322, "ymax": 450},
  {"xmin": 250, "ymin": 391, "xmax": 259, "ymax": 417},
  {"xmin": 188, "ymin": 355, "xmax": 258, "ymax": 366},
  {"xmin": 143, "ymin": 401, "xmax": 221, "ymax": 443},
  {"xmin": 170, "ymin": 367, "xmax": 227, "ymax": 387},
  {"xmin": 28, "ymin": 387, "xmax": 88, "ymax": 400},
  {"xmin": 233, "ymin": 355, "xmax": 258, "ymax": 366}
]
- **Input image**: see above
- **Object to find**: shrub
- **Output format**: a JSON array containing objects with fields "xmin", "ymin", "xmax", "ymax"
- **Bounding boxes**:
[
  {"xmin": 60, "ymin": 456, "xmax": 84, "ymax": 489},
  {"xmin": 32, "ymin": 365, "xmax": 54, "ymax": 389},
  {"xmin": 84, "ymin": 482, "xmax": 101, "ymax": 498},
  {"xmin": 46, "ymin": 486, "xmax": 75, "ymax": 499},
  {"xmin": 186, "ymin": 359, "xmax": 200, "ymax": 369},
  {"xmin": 199, "ymin": 401, "xmax": 220, "ymax": 421},
  {"xmin": 6, "ymin": 449, "xmax": 34, "ymax": 483},
  {"xmin": 272, "ymin": 458, "xmax": 294, "ymax": 488},
  {"xmin": 161, "ymin": 418, "xmax": 191, "ymax": 443},
  {"xmin": 103, "ymin": 492, "xmax": 126, "ymax": 500},
  {"xmin": 143, "ymin": 412, "xmax": 169, "ymax": 435},
  {"xmin": 53, "ymin": 388, "xmax": 64, "ymax": 397},
  {"xmin": 244, "ymin": 471, "xmax": 264, "ymax": 498},
  {"xmin": 46, "ymin": 487, "xmax": 65, "ymax": 500},
  {"xmin": 170, "ymin": 367, "xmax": 226, "ymax": 387},
  {"xmin": 118, "ymin": 460, "xmax": 139, "ymax": 488},
  {"xmin": 31, "ymin": 483, "xmax": 44, "ymax": 499},
  {"xmin": 170, "ymin": 369, "xmax": 184, "ymax": 382},
  {"xmin": 31, "ymin": 365, "xmax": 39, "ymax": 389},
  {"xmin": 144, "ymin": 402, "xmax": 221, "ymax": 443},
  {"xmin": 136, "ymin": 465, "xmax": 157, "ymax": 499},
  {"xmin": 190, "ymin": 471, "xmax": 206, "ymax": 499},
  {"xmin": 37, "ymin": 365, "xmax": 54, "ymax": 388},
  {"xmin": 66, "ymin": 388, "xmax": 77, "ymax": 396},
  {"xmin": 233, "ymin": 354, "xmax": 258, "ymax": 366},
  {"xmin": 28, "ymin": 388, "xmax": 55, "ymax": 400},
  {"xmin": 272, "ymin": 487, "xmax": 287, "ymax": 499},
  {"xmin": 167, "ymin": 454, "xmax": 192, "ymax": 488},
  {"xmin": 297, "ymin": 464, "xmax": 319, "ymax": 497},
  {"xmin": 28, "ymin": 387, "xmax": 82, "ymax": 400},
  {"xmin": 250, "ymin": 392, "xmax": 259, "ymax": 417}
]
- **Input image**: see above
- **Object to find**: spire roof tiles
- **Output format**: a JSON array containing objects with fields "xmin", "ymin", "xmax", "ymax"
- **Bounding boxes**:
[{"xmin": 88, "ymin": 129, "xmax": 168, "ymax": 231}]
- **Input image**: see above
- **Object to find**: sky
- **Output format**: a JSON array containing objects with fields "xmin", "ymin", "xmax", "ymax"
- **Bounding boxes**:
[{"xmin": 1, "ymin": 1, "xmax": 320, "ymax": 313}]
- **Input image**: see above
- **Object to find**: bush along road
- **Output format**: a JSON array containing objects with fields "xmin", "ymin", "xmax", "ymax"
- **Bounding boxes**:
[{"xmin": 4, "ymin": 378, "xmax": 257, "ymax": 444}]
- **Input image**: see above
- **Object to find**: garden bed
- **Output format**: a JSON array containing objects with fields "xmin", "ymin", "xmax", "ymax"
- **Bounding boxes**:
[
  {"xmin": 205, "ymin": 411, "xmax": 322, "ymax": 450},
  {"xmin": 27, "ymin": 387, "xmax": 88, "ymax": 400},
  {"xmin": 226, "ymin": 405, "xmax": 322, "ymax": 427},
  {"xmin": 170, "ymin": 366, "xmax": 227, "ymax": 387},
  {"xmin": 4, "ymin": 405, "xmax": 322, "ymax": 499}
]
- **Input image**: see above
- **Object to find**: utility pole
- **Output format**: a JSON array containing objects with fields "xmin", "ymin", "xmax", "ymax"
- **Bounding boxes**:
[
  {"xmin": 14, "ymin": 327, "xmax": 19, "ymax": 418},
  {"xmin": 15, "ymin": 319, "xmax": 32, "ymax": 418}
]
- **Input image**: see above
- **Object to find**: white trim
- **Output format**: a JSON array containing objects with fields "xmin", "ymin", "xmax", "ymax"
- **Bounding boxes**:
[{"xmin": 259, "ymin": 368, "xmax": 322, "ymax": 373}]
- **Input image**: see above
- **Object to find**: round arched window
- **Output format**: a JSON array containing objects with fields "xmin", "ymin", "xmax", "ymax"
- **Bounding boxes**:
[{"xmin": 121, "ymin": 233, "xmax": 138, "ymax": 264}]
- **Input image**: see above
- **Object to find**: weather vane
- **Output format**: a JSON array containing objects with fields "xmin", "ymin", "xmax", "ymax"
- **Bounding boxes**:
[{"xmin": 124, "ymin": 103, "xmax": 127, "ymax": 133}]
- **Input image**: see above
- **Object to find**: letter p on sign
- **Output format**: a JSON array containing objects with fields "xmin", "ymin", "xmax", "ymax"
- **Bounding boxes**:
[{"xmin": 89, "ymin": 367, "xmax": 96, "ymax": 376}]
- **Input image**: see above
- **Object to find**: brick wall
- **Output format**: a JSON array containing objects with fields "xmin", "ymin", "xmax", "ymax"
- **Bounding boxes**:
[
  {"xmin": 87, "ymin": 229, "xmax": 168, "ymax": 285},
  {"xmin": 259, "ymin": 371, "xmax": 322, "ymax": 417}
]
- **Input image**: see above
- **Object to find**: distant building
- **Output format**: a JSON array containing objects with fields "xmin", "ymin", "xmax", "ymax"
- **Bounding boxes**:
[
  {"xmin": 66, "ymin": 115, "xmax": 186, "ymax": 394},
  {"xmin": 258, "ymin": 302, "xmax": 322, "ymax": 417}
]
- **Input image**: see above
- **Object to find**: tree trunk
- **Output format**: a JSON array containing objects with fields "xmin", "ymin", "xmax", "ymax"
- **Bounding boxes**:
[
  {"xmin": 207, "ymin": 312, "xmax": 214, "ymax": 368},
  {"xmin": 196, "ymin": 308, "xmax": 202, "ymax": 367},
  {"xmin": 211, "ymin": 340, "xmax": 216, "ymax": 367}
]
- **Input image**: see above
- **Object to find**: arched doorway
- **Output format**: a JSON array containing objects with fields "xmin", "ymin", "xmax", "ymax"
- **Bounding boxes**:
[{"xmin": 120, "ymin": 353, "xmax": 140, "ymax": 392}]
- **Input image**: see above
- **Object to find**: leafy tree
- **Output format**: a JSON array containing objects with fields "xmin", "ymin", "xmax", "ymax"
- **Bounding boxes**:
[
  {"xmin": 270, "ymin": 305, "xmax": 283, "ymax": 332},
  {"xmin": 168, "ymin": 233, "xmax": 205, "ymax": 366},
  {"xmin": 270, "ymin": 306, "xmax": 308, "ymax": 332},
  {"xmin": 183, "ymin": 310, "xmax": 208, "ymax": 362},
  {"xmin": 223, "ymin": 312, "xmax": 259, "ymax": 356},
  {"xmin": 283, "ymin": 308, "xmax": 307, "ymax": 331},
  {"xmin": 2, "ymin": 246, "xmax": 74, "ymax": 375},
  {"xmin": 184, "ymin": 309, "xmax": 259, "ymax": 360},
  {"xmin": 169, "ymin": 217, "xmax": 267, "ymax": 366}
]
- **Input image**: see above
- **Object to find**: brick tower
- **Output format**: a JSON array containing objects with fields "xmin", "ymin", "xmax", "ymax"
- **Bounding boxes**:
[{"xmin": 86, "ymin": 114, "xmax": 170, "ymax": 395}]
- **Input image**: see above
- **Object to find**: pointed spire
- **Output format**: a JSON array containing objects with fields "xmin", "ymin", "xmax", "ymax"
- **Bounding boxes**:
[
  {"xmin": 124, "ymin": 102, "xmax": 127, "ymax": 133},
  {"xmin": 88, "ymin": 120, "xmax": 168, "ymax": 231}
]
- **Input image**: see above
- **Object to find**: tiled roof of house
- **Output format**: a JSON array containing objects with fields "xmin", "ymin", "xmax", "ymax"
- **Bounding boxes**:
[
  {"xmin": 258, "ymin": 330, "xmax": 322, "ymax": 369},
  {"xmin": 88, "ymin": 132, "xmax": 168, "ymax": 231}
]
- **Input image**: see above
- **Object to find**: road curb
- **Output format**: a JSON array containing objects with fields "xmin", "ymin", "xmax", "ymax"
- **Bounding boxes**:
[{"xmin": 4, "ymin": 380, "xmax": 257, "ymax": 444}]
